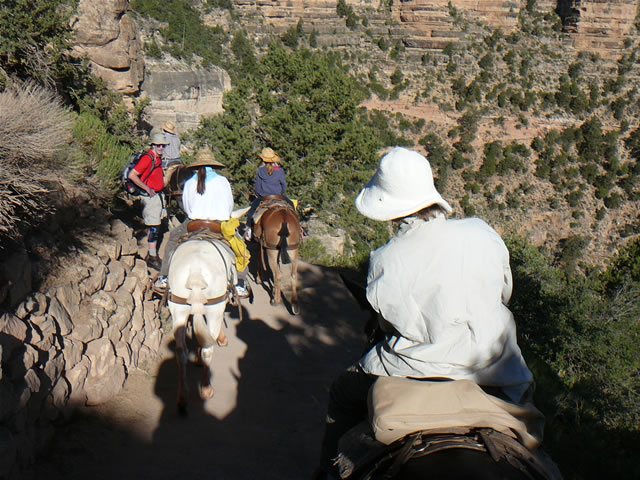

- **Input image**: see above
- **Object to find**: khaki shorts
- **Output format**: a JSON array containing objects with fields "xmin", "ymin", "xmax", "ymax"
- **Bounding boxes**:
[{"xmin": 140, "ymin": 193, "xmax": 167, "ymax": 226}]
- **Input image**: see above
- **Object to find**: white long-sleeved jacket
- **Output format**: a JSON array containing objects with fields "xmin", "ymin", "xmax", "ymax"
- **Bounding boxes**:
[
  {"xmin": 182, "ymin": 170, "xmax": 233, "ymax": 221},
  {"xmin": 359, "ymin": 215, "xmax": 533, "ymax": 403}
]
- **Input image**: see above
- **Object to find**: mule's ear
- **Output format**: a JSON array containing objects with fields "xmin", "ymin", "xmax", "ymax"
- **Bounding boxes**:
[{"xmin": 232, "ymin": 206, "xmax": 250, "ymax": 218}]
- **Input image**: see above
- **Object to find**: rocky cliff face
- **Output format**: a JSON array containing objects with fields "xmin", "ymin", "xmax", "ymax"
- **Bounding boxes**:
[
  {"xmin": 71, "ymin": 0, "xmax": 144, "ymax": 95},
  {"xmin": 71, "ymin": 0, "xmax": 231, "ymax": 135},
  {"xmin": 563, "ymin": 0, "xmax": 637, "ymax": 55},
  {"xmin": 71, "ymin": 0, "xmax": 638, "ymax": 128},
  {"xmin": 233, "ymin": 0, "xmax": 638, "ymax": 59},
  {"xmin": 140, "ymin": 62, "xmax": 232, "ymax": 133}
]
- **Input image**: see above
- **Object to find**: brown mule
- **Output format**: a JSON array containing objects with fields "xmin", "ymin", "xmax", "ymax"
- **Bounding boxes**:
[{"xmin": 254, "ymin": 197, "xmax": 302, "ymax": 314}]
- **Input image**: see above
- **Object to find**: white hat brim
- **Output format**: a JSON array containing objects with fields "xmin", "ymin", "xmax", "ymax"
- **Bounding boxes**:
[{"xmin": 355, "ymin": 181, "xmax": 453, "ymax": 221}]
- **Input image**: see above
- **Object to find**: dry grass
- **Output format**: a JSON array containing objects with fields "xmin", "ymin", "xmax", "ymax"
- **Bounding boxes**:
[
  {"xmin": 0, "ymin": 82, "xmax": 73, "ymax": 245},
  {"xmin": 0, "ymin": 81, "xmax": 73, "ymax": 166}
]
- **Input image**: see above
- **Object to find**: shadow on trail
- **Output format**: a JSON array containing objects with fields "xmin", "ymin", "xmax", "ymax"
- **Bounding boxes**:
[
  {"xmin": 28, "ymin": 263, "xmax": 369, "ymax": 480},
  {"xmin": 150, "ymin": 264, "xmax": 369, "ymax": 479}
]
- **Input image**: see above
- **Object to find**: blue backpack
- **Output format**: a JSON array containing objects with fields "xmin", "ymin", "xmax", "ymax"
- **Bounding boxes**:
[{"xmin": 121, "ymin": 151, "xmax": 155, "ymax": 195}]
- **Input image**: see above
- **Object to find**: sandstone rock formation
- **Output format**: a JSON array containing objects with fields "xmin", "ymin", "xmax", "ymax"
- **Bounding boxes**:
[
  {"xmin": 564, "ymin": 0, "xmax": 637, "ymax": 56},
  {"xmin": 71, "ymin": 0, "xmax": 144, "ymax": 95},
  {"xmin": 232, "ymin": 0, "xmax": 638, "ymax": 59},
  {"xmin": 141, "ymin": 63, "xmax": 232, "ymax": 133},
  {"xmin": 69, "ymin": 0, "xmax": 638, "ymax": 131}
]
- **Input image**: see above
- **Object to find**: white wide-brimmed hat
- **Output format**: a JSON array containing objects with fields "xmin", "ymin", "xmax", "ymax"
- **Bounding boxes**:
[
  {"xmin": 150, "ymin": 133, "xmax": 169, "ymax": 145},
  {"xmin": 355, "ymin": 147, "xmax": 453, "ymax": 221}
]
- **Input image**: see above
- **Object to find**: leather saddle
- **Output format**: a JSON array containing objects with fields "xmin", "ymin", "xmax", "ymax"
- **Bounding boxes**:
[
  {"xmin": 187, "ymin": 219, "xmax": 222, "ymax": 234},
  {"xmin": 253, "ymin": 195, "xmax": 295, "ymax": 225}
]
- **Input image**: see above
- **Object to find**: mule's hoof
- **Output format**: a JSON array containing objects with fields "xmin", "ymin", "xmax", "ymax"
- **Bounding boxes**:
[
  {"xmin": 200, "ymin": 385, "xmax": 214, "ymax": 400},
  {"xmin": 292, "ymin": 304, "xmax": 300, "ymax": 315}
]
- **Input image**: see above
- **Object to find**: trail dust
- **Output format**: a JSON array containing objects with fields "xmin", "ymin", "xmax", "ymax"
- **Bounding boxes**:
[{"xmin": 29, "ymin": 258, "xmax": 369, "ymax": 480}]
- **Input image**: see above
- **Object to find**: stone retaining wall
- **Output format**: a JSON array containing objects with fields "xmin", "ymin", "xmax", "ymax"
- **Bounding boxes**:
[{"xmin": 0, "ymin": 218, "xmax": 163, "ymax": 479}]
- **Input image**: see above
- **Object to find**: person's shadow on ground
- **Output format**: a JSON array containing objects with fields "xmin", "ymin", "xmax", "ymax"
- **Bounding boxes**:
[{"xmin": 147, "ymin": 264, "xmax": 367, "ymax": 479}]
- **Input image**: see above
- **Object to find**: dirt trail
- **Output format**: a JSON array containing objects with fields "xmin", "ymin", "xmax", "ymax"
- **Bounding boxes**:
[{"xmin": 30, "ymin": 259, "xmax": 368, "ymax": 480}]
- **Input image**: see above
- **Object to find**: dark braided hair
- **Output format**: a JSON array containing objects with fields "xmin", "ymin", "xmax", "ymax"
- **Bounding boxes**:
[{"xmin": 196, "ymin": 167, "xmax": 207, "ymax": 194}]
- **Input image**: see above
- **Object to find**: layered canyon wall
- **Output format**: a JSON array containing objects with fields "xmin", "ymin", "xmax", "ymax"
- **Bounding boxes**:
[{"xmin": 233, "ymin": 0, "xmax": 638, "ymax": 58}]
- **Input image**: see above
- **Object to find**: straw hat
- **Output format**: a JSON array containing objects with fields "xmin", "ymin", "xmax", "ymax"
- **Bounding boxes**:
[
  {"xmin": 162, "ymin": 121, "xmax": 177, "ymax": 134},
  {"xmin": 355, "ymin": 147, "xmax": 452, "ymax": 221},
  {"xmin": 187, "ymin": 148, "xmax": 225, "ymax": 168},
  {"xmin": 150, "ymin": 133, "xmax": 169, "ymax": 145},
  {"xmin": 258, "ymin": 147, "xmax": 280, "ymax": 163}
]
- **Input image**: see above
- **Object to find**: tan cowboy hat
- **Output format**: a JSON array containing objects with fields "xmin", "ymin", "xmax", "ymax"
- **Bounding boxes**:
[
  {"xmin": 162, "ymin": 121, "xmax": 177, "ymax": 134},
  {"xmin": 150, "ymin": 133, "xmax": 169, "ymax": 145},
  {"xmin": 355, "ymin": 147, "xmax": 453, "ymax": 221},
  {"xmin": 187, "ymin": 148, "xmax": 225, "ymax": 168},
  {"xmin": 258, "ymin": 147, "xmax": 280, "ymax": 163}
]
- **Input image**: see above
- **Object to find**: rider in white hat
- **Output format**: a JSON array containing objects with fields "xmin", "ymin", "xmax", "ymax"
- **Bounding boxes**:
[
  {"xmin": 315, "ymin": 147, "xmax": 535, "ymax": 479},
  {"xmin": 162, "ymin": 121, "xmax": 182, "ymax": 168}
]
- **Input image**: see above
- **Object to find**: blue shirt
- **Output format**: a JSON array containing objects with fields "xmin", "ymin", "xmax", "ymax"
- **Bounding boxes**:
[{"xmin": 255, "ymin": 166, "xmax": 287, "ymax": 197}]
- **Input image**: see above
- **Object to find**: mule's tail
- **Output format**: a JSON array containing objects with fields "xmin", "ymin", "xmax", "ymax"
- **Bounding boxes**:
[
  {"xmin": 278, "ymin": 219, "xmax": 291, "ymax": 264},
  {"xmin": 185, "ymin": 268, "xmax": 217, "ymax": 345},
  {"xmin": 186, "ymin": 268, "xmax": 207, "ymax": 316}
]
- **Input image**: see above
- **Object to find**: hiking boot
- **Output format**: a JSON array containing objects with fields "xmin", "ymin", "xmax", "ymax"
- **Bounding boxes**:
[
  {"xmin": 235, "ymin": 281, "xmax": 249, "ymax": 298},
  {"xmin": 151, "ymin": 275, "xmax": 168, "ymax": 295},
  {"xmin": 146, "ymin": 254, "xmax": 161, "ymax": 270}
]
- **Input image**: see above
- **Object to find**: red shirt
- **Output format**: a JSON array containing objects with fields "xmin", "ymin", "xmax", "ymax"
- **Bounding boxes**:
[{"xmin": 133, "ymin": 150, "xmax": 164, "ymax": 192}]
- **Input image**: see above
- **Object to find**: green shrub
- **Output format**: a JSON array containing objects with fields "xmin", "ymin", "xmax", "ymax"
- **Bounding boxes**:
[
  {"xmin": 461, "ymin": 194, "xmax": 475, "ymax": 215},
  {"xmin": 0, "ymin": 0, "xmax": 74, "ymax": 84},
  {"xmin": 604, "ymin": 191, "xmax": 624, "ymax": 208},
  {"xmin": 336, "ymin": 0, "xmax": 353, "ymax": 17},
  {"xmin": 478, "ymin": 53, "xmax": 494, "ymax": 70},
  {"xmin": 390, "ymin": 68, "xmax": 403, "ymax": 85},
  {"xmin": 194, "ymin": 45, "xmax": 381, "ymax": 229},
  {"xmin": 309, "ymin": 30, "xmax": 318, "ymax": 48},
  {"xmin": 281, "ymin": 25, "xmax": 300, "ymax": 49},
  {"xmin": 508, "ymin": 236, "xmax": 640, "ymax": 478},
  {"xmin": 144, "ymin": 39, "xmax": 163, "ymax": 59},
  {"xmin": 131, "ymin": 0, "xmax": 227, "ymax": 66},
  {"xmin": 345, "ymin": 14, "xmax": 359, "ymax": 30}
]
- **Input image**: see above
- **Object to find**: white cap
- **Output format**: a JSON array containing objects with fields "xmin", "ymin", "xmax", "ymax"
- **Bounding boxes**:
[{"xmin": 355, "ymin": 147, "xmax": 452, "ymax": 221}]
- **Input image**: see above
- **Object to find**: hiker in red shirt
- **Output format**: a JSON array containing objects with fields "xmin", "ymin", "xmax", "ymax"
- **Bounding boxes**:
[{"xmin": 127, "ymin": 133, "xmax": 169, "ymax": 269}]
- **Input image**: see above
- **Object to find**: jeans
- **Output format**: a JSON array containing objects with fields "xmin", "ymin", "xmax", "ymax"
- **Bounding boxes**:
[{"xmin": 160, "ymin": 221, "xmax": 188, "ymax": 276}]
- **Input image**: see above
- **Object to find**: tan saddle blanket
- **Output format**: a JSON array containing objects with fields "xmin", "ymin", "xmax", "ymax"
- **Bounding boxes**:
[{"xmin": 369, "ymin": 377, "xmax": 545, "ymax": 450}]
